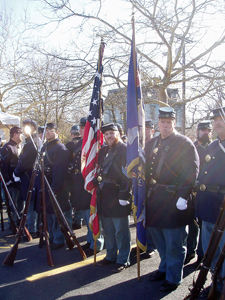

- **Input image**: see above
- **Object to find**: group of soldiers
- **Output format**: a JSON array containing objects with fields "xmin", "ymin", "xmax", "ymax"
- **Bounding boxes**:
[{"xmin": 1, "ymin": 105, "xmax": 225, "ymax": 297}]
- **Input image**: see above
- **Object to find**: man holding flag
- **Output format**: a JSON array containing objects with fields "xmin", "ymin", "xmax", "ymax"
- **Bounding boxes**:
[
  {"xmin": 95, "ymin": 123, "xmax": 132, "ymax": 272},
  {"xmin": 81, "ymin": 39, "xmax": 105, "ymax": 257}
]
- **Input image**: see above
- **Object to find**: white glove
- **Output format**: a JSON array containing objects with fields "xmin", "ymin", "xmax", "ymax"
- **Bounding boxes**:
[
  {"xmin": 176, "ymin": 197, "xmax": 187, "ymax": 210},
  {"xmin": 6, "ymin": 180, "xmax": 12, "ymax": 186},
  {"xmin": 119, "ymin": 200, "xmax": 130, "ymax": 206},
  {"xmin": 13, "ymin": 173, "xmax": 21, "ymax": 182}
]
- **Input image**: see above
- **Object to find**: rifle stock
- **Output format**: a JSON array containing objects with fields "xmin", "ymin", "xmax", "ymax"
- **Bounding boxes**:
[
  {"xmin": 44, "ymin": 175, "xmax": 86, "ymax": 260},
  {"xmin": 40, "ymin": 157, "xmax": 54, "ymax": 266},
  {"xmin": 2, "ymin": 165, "xmax": 38, "ymax": 266},
  {"xmin": 0, "ymin": 205, "xmax": 4, "ymax": 232},
  {"xmin": 0, "ymin": 171, "xmax": 31, "ymax": 240}
]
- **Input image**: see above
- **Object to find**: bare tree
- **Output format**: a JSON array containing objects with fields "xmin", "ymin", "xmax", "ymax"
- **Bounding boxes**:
[{"xmin": 37, "ymin": 0, "xmax": 225, "ymax": 104}]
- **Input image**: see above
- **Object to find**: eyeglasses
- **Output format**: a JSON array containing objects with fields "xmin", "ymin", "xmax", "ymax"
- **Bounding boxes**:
[{"xmin": 45, "ymin": 129, "xmax": 55, "ymax": 133}]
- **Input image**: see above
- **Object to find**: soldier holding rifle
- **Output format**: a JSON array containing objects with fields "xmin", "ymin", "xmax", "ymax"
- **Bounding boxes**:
[
  {"xmin": 146, "ymin": 107, "xmax": 199, "ymax": 292},
  {"xmin": 41, "ymin": 122, "xmax": 72, "ymax": 250},
  {"xmin": 14, "ymin": 120, "xmax": 41, "ymax": 237},
  {"xmin": 195, "ymin": 106, "xmax": 225, "ymax": 297},
  {"xmin": 0, "ymin": 126, "xmax": 23, "ymax": 227}
]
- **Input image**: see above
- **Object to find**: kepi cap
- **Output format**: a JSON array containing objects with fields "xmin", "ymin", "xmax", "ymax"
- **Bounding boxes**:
[
  {"xmin": 101, "ymin": 123, "xmax": 119, "ymax": 134},
  {"xmin": 38, "ymin": 126, "xmax": 44, "ymax": 134},
  {"xmin": 79, "ymin": 117, "xmax": 87, "ymax": 127},
  {"xmin": 115, "ymin": 123, "xmax": 123, "ymax": 136},
  {"xmin": 145, "ymin": 119, "xmax": 154, "ymax": 128},
  {"xmin": 158, "ymin": 107, "xmax": 176, "ymax": 119},
  {"xmin": 210, "ymin": 107, "xmax": 225, "ymax": 119},
  {"xmin": 197, "ymin": 120, "xmax": 212, "ymax": 130},
  {"xmin": 70, "ymin": 125, "xmax": 79, "ymax": 134},
  {"xmin": 46, "ymin": 122, "xmax": 58, "ymax": 130},
  {"xmin": 10, "ymin": 126, "xmax": 22, "ymax": 135},
  {"xmin": 23, "ymin": 119, "xmax": 37, "ymax": 129}
]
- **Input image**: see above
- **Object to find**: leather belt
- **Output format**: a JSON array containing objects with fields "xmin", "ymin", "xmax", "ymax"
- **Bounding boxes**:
[
  {"xmin": 198, "ymin": 184, "xmax": 225, "ymax": 193},
  {"xmin": 149, "ymin": 178, "xmax": 176, "ymax": 188}
]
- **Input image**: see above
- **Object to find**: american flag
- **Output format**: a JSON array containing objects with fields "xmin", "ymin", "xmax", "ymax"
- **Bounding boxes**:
[{"xmin": 81, "ymin": 41, "xmax": 105, "ymax": 239}]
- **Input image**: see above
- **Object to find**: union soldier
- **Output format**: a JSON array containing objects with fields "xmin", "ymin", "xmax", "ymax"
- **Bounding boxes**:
[
  {"xmin": 65, "ymin": 125, "xmax": 81, "ymax": 164},
  {"xmin": 14, "ymin": 120, "xmax": 42, "ymax": 237},
  {"xmin": 38, "ymin": 126, "xmax": 45, "ymax": 141},
  {"xmin": 0, "ymin": 126, "xmax": 23, "ymax": 225},
  {"xmin": 146, "ymin": 107, "xmax": 199, "ymax": 292},
  {"xmin": 145, "ymin": 119, "xmax": 155, "ymax": 143},
  {"xmin": 185, "ymin": 120, "xmax": 212, "ymax": 265},
  {"xmin": 70, "ymin": 117, "xmax": 103, "ymax": 255},
  {"xmin": 41, "ymin": 122, "xmax": 72, "ymax": 250},
  {"xmin": 115, "ymin": 123, "xmax": 127, "ymax": 143},
  {"xmin": 65, "ymin": 124, "xmax": 82, "ymax": 230},
  {"xmin": 195, "ymin": 107, "xmax": 225, "ymax": 296},
  {"xmin": 194, "ymin": 120, "xmax": 213, "ymax": 171},
  {"xmin": 96, "ymin": 123, "xmax": 132, "ymax": 272}
]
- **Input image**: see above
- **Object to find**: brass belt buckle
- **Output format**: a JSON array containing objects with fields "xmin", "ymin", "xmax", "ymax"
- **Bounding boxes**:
[
  {"xmin": 200, "ymin": 184, "xmax": 206, "ymax": 192},
  {"xmin": 150, "ymin": 178, "xmax": 157, "ymax": 185},
  {"xmin": 97, "ymin": 176, "xmax": 102, "ymax": 182}
]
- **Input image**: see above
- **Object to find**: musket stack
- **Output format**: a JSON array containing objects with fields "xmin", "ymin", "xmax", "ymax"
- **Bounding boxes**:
[{"xmin": 2, "ymin": 124, "xmax": 86, "ymax": 267}]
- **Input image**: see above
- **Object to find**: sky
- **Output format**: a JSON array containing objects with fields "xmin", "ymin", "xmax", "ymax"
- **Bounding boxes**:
[{"xmin": 2, "ymin": 0, "xmax": 225, "ymax": 106}]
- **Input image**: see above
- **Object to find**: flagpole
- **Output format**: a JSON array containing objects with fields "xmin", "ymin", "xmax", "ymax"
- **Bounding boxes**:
[
  {"xmin": 94, "ymin": 37, "xmax": 104, "ymax": 266},
  {"xmin": 131, "ymin": 7, "xmax": 141, "ymax": 282}
]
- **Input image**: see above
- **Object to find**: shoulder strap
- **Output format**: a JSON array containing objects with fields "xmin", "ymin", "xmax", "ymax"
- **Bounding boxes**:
[{"xmin": 45, "ymin": 140, "xmax": 62, "ymax": 165}]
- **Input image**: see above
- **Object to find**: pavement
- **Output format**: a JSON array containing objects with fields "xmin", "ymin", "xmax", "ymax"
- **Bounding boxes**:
[{"xmin": 0, "ymin": 205, "xmax": 211, "ymax": 300}]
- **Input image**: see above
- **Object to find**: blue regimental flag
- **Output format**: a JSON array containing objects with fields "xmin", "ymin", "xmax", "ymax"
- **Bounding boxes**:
[{"xmin": 127, "ymin": 31, "xmax": 146, "ymax": 252}]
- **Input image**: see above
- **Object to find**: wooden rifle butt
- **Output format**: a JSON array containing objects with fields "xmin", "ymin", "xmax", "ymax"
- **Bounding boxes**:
[
  {"xmin": 2, "ymin": 238, "xmax": 20, "ymax": 266},
  {"xmin": 45, "ymin": 238, "xmax": 54, "ymax": 267}
]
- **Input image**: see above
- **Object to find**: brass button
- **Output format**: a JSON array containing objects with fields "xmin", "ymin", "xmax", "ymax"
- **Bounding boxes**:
[
  {"xmin": 97, "ymin": 176, "xmax": 102, "ymax": 182},
  {"xmin": 200, "ymin": 184, "xmax": 206, "ymax": 192}
]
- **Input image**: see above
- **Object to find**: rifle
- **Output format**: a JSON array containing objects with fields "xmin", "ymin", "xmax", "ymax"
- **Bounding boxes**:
[
  {"xmin": 39, "ymin": 154, "xmax": 54, "ymax": 266},
  {"xmin": 0, "ymin": 187, "xmax": 3, "ymax": 232},
  {"xmin": 207, "ymin": 241, "xmax": 225, "ymax": 300},
  {"xmin": 2, "ymin": 161, "xmax": 38, "ymax": 266},
  {"xmin": 184, "ymin": 196, "xmax": 225, "ymax": 300},
  {"xmin": 44, "ymin": 175, "xmax": 86, "ymax": 260},
  {"xmin": 0, "ymin": 171, "xmax": 31, "ymax": 239}
]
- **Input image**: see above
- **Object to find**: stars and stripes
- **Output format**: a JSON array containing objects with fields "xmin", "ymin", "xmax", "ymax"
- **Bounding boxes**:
[{"xmin": 81, "ymin": 41, "xmax": 105, "ymax": 239}]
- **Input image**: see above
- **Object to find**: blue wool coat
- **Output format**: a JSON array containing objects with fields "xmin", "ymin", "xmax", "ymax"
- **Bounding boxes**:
[
  {"xmin": 145, "ymin": 132, "xmax": 199, "ymax": 228},
  {"xmin": 41, "ymin": 138, "xmax": 70, "ymax": 214}
]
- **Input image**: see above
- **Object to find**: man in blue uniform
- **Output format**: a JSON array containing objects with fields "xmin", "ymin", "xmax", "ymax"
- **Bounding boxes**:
[
  {"xmin": 1, "ymin": 126, "xmax": 23, "ymax": 225},
  {"xmin": 96, "ymin": 123, "xmax": 132, "ymax": 272},
  {"xmin": 14, "ymin": 120, "xmax": 41, "ymax": 237},
  {"xmin": 196, "ymin": 107, "xmax": 225, "ymax": 295},
  {"xmin": 185, "ymin": 120, "xmax": 212, "ymax": 265},
  {"xmin": 41, "ymin": 122, "xmax": 72, "ymax": 250},
  {"xmin": 146, "ymin": 107, "xmax": 199, "ymax": 292},
  {"xmin": 66, "ymin": 124, "xmax": 82, "ymax": 230}
]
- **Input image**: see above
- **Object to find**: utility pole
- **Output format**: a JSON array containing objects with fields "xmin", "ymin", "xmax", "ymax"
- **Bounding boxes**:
[{"xmin": 182, "ymin": 45, "xmax": 186, "ymax": 135}]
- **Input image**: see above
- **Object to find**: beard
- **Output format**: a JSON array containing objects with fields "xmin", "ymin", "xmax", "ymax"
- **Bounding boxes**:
[{"xmin": 198, "ymin": 133, "xmax": 211, "ymax": 145}]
